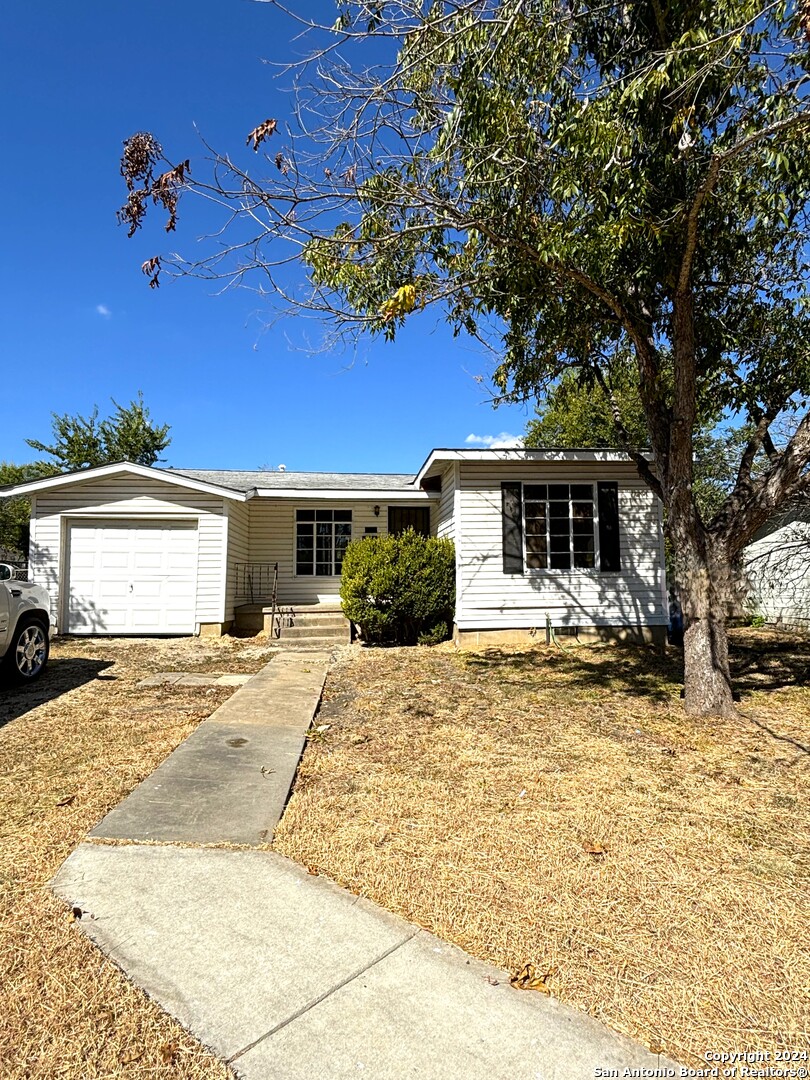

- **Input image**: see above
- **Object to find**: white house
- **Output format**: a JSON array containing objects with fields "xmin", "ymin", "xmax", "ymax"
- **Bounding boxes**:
[
  {"xmin": 1, "ymin": 448, "xmax": 668, "ymax": 645},
  {"xmin": 743, "ymin": 498, "xmax": 810, "ymax": 633}
]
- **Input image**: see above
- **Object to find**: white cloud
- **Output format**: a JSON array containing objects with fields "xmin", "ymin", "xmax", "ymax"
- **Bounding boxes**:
[
  {"xmin": 465, "ymin": 432, "xmax": 524, "ymax": 449},
  {"xmin": 96, "ymin": 304, "xmax": 111, "ymax": 318}
]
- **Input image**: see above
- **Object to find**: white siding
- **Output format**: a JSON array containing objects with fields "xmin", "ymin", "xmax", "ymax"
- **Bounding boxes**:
[
  {"xmin": 247, "ymin": 498, "xmax": 436, "ymax": 605},
  {"xmin": 744, "ymin": 506, "xmax": 810, "ymax": 631},
  {"xmin": 437, "ymin": 465, "xmax": 456, "ymax": 540},
  {"xmin": 29, "ymin": 477, "xmax": 229, "ymax": 631},
  {"xmin": 454, "ymin": 462, "xmax": 666, "ymax": 630},
  {"xmin": 224, "ymin": 500, "xmax": 251, "ymax": 621}
]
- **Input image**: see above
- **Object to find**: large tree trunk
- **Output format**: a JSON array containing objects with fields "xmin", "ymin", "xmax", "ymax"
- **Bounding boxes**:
[
  {"xmin": 665, "ymin": 281, "xmax": 738, "ymax": 718},
  {"xmin": 673, "ymin": 530, "xmax": 737, "ymax": 718}
]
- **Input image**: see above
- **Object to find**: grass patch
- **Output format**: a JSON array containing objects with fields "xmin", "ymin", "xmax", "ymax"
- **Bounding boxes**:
[
  {"xmin": 273, "ymin": 630, "xmax": 810, "ymax": 1066},
  {"xmin": 0, "ymin": 634, "xmax": 275, "ymax": 1079}
]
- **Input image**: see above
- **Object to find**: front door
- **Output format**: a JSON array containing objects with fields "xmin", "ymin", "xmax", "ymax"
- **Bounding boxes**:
[{"xmin": 387, "ymin": 506, "xmax": 431, "ymax": 536}]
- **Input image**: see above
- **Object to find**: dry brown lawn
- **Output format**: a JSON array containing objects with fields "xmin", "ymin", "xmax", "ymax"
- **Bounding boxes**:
[
  {"xmin": 0, "ymin": 634, "xmax": 276, "ymax": 1080},
  {"xmin": 274, "ymin": 629, "xmax": 810, "ymax": 1067}
]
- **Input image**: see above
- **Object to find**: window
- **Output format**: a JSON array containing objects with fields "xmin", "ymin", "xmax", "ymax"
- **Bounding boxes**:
[
  {"xmin": 296, "ymin": 509, "xmax": 352, "ymax": 576},
  {"xmin": 523, "ymin": 483, "xmax": 595, "ymax": 570}
]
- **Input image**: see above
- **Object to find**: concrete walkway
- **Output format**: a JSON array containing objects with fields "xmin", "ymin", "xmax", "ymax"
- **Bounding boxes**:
[
  {"xmin": 53, "ymin": 650, "xmax": 681, "ymax": 1080},
  {"xmin": 91, "ymin": 652, "xmax": 330, "ymax": 846}
]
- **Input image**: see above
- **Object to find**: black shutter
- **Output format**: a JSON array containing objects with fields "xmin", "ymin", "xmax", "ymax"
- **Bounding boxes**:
[
  {"xmin": 597, "ymin": 482, "xmax": 621, "ymax": 571},
  {"xmin": 501, "ymin": 483, "xmax": 524, "ymax": 574}
]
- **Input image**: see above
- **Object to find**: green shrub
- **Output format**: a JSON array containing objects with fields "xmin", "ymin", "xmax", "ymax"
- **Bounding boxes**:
[
  {"xmin": 340, "ymin": 530, "xmax": 455, "ymax": 646},
  {"xmin": 749, "ymin": 612, "xmax": 766, "ymax": 628}
]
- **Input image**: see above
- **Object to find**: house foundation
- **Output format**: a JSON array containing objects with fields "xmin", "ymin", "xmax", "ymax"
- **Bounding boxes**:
[
  {"xmin": 453, "ymin": 624, "xmax": 667, "ymax": 648},
  {"xmin": 198, "ymin": 622, "xmax": 233, "ymax": 638}
]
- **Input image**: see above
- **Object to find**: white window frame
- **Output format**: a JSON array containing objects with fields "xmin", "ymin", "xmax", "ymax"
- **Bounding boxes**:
[
  {"xmin": 522, "ymin": 481, "xmax": 601, "ymax": 572},
  {"xmin": 294, "ymin": 508, "xmax": 353, "ymax": 577}
]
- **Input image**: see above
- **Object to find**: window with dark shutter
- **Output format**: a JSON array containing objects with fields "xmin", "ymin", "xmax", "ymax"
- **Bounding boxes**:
[
  {"xmin": 501, "ymin": 483, "xmax": 524, "ymax": 574},
  {"xmin": 597, "ymin": 482, "xmax": 621, "ymax": 571},
  {"xmin": 523, "ymin": 483, "xmax": 596, "ymax": 570}
]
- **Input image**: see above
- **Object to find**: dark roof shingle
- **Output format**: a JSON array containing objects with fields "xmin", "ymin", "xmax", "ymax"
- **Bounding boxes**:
[{"xmin": 164, "ymin": 469, "xmax": 417, "ymax": 493}]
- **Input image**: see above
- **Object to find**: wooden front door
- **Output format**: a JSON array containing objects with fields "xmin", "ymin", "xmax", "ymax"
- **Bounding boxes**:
[{"xmin": 387, "ymin": 506, "xmax": 431, "ymax": 536}]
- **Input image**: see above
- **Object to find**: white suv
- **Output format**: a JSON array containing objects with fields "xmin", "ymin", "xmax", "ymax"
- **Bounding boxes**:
[{"xmin": 0, "ymin": 564, "xmax": 52, "ymax": 682}]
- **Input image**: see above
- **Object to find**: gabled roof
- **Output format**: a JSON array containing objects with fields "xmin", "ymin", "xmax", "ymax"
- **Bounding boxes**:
[
  {"xmin": 415, "ymin": 447, "xmax": 641, "ymax": 486},
  {"xmin": 0, "ymin": 462, "xmax": 430, "ymax": 503},
  {"xmin": 0, "ymin": 461, "xmax": 249, "ymax": 501}
]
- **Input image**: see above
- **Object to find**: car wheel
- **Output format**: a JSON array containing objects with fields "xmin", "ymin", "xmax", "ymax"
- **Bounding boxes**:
[{"xmin": 5, "ymin": 619, "xmax": 50, "ymax": 682}]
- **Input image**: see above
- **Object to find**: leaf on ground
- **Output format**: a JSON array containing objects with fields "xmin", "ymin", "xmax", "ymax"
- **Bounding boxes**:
[
  {"xmin": 118, "ymin": 1047, "xmax": 145, "ymax": 1065},
  {"xmin": 583, "ymin": 842, "xmax": 607, "ymax": 855},
  {"xmin": 55, "ymin": 794, "xmax": 76, "ymax": 806},
  {"xmin": 510, "ymin": 963, "xmax": 555, "ymax": 993},
  {"xmin": 160, "ymin": 1041, "xmax": 178, "ymax": 1064}
]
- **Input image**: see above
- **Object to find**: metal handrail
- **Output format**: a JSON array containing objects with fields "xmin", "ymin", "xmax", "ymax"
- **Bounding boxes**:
[{"xmin": 233, "ymin": 562, "xmax": 278, "ymax": 604}]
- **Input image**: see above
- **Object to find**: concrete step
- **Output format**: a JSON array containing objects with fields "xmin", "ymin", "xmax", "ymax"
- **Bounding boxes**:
[
  {"xmin": 234, "ymin": 606, "xmax": 351, "ymax": 637},
  {"xmin": 273, "ymin": 634, "xmax": 348, "ymax": 649},
  {"xmin": 278, "ymin": 614, "xmax": 348, "ymax": 628},
  {"xmin": 278, "ymin": 624, "xmax": 350, "ymax": 642}
]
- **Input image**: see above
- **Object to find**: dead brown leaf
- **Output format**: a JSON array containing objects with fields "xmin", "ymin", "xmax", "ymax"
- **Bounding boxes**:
[
  {"xmin": 582, "ymin": 842, "xmax": 607, "ymax": 855},
  {"xmin": 160, "ymin": 1041, "xmax": 179, "ymax": 1065},
  {"xmin": 509, "ymin": 963, "xmax": 555, "ymax": 994},
  {"xmin": 246, "ymin": 118, "xmax": 277, "ymax": 151}
]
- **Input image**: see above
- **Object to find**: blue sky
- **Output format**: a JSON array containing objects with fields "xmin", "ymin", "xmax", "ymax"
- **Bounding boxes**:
[{"xmin": 0, "ymin": 1, "xmax": 530, "ymax": 474}]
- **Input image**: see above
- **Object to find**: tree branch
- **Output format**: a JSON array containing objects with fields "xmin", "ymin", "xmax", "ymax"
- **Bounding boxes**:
[
  {"xmin": 717, "ymin": 410, "xmax": 810, "ymax": 555},
  {"xmin": 590, "ymin": 364, "xmax": 664, "ymax": 499}
]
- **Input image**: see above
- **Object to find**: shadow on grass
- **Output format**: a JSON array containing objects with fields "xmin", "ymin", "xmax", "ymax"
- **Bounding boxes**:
[
  {"xmin": 463, "ymin": 633, "xmax": 810, "ymax": 704},
  {"xmin": 730, "ymin": 636, "xmax": 810, "ymax": 693},
  {"xmin": 0, "ymin": 658, "xmax": 114, "ymax": 729},
  {"xmin": 462, "ymin": 644, "xmax": 683, "ymax": 703}
]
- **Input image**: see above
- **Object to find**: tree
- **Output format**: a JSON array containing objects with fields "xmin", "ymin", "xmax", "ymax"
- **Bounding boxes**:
[
  {"xmin": 525, "ymin": 367, "xmax": 648, "ymax": 450},
  {"xmin": 524, "ymin": 370, "xmax": 755, "ymax": 522},
  {"xmin": 119, "ymin": 2, "xmax": 810, "ymax": 717},
  {"xmin": 27, "ymin": 393, "xmax": 171, "ymax": 470},
  {"xmin": 0, "ymin": 462, "xmax": 57, "ymax": 559}
]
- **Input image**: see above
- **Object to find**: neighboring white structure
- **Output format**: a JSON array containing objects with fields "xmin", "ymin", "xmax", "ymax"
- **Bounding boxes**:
[
  {"xmin": 743, "ymin": 500, "xmax": 810, "ymax": 633},
  {"xmin": 1, "ymin": 448, "xmax": 667, "ymax": 643}
]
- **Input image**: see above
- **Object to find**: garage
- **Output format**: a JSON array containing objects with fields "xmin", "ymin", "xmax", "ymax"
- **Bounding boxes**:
[{"xmin": 66, "ymin": 520, "xmax": 199, "ymax": 634}]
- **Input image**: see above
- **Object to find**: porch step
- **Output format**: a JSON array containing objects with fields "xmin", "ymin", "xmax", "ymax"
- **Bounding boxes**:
[
  {"xmin": 277, "ymin": 623, "xmax": 350, "ymax": 642},
  {"xmin": 234, "ymin": 604, "xmax": 352, "ymax": 644},
  {"xmin": 278, "ymin": 614, "xmax": 348, "ymax": 629},
  {"xmin": 274, "ymin": 610, "xmax": 351, "ymax": 645},
  {"xmin": 273, "ymin": 634, "xmax": 350, "ymax": 650}
]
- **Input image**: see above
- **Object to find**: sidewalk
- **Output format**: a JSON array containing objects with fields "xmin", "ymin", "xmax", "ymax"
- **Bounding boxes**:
[
  {"xmin": 53, "ymin": 650, "xmax": 680, "ymax": 1080},
  {"xmin": 90, "ymin": 651, "xmax": 330, "ymax": 846}
]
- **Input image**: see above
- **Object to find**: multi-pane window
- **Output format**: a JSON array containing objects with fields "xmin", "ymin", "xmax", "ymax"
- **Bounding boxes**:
[
  {"xmin": 296, "ymin": 509, "xmax": 352, "ymax": 576},
  {"xmin": 524, "ymin": 484, "xmax": 596, "ymax": 570}
]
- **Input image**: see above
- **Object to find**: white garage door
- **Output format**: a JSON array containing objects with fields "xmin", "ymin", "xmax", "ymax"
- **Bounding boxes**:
[{"xmin": 67, "ymin": 520, "xmax": 199, "ymax": 634}]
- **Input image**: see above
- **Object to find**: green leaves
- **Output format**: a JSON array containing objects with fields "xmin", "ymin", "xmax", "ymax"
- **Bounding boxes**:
[
  {"xmin": 340, "ymin": 531, "xmax": 455, "ymax": 646},
  {"xmin": 25, "ymin": 393, "xmax": 171, "ymax": 471}
]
